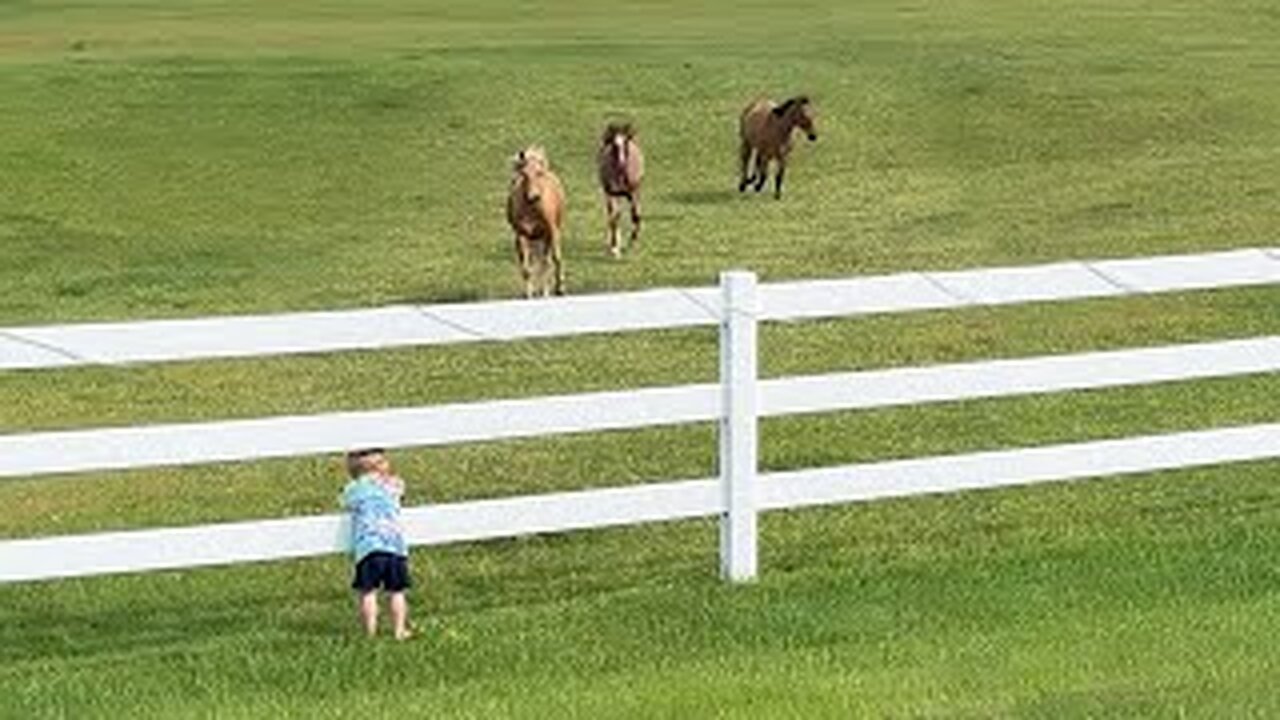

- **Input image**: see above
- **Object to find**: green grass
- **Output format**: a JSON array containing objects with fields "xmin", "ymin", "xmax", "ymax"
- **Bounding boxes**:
[
  {"xmin": 2, "ymin": 0, "xmax": 1278, "ymax": 322},
  {"xmin": 2, "ymin": 0, "xmax": 1280, "ymax": 716},
  {"xmin": 5, "ymin": 462, "xmax": 1280, "ymax": 717}
]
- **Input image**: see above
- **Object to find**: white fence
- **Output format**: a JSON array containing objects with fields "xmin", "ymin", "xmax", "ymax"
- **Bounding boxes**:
[{"xmin": 2, "ymin": 248, "xmax": 1280, "ymax": 583}]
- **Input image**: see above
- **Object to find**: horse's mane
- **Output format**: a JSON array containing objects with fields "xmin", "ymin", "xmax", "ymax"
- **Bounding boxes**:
[
  {"xmin": 771, "ymin": 96, "xmax": 810, "ymax": 117},
  {"xmin": 513, "ymin": 145, "xmax": 550, "ymax": 173}
]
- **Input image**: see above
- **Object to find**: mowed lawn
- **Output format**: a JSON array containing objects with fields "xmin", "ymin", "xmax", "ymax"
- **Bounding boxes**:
[{"xmin": 2, "ymin": 0, "xmax": 1280, "ymax": 717}]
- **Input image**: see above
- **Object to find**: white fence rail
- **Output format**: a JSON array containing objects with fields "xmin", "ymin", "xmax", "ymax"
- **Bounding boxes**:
[
  {"xmin": 6, "ymin": 423, "xmax": 1280, "ymax": 583},
  {"xmin": 4, "ymin": 335, "xmax": 1279, "ymax": 480},
  {"xmin": 3, "ymin": 247, "xmax": 1279, "ymax": 370},
  {"xmin": 2, "ymin": 248, "xmax": 1279, "ymax": 583}
]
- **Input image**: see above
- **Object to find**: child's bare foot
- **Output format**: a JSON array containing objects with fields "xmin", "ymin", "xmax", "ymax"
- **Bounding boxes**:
[{"xmin": 394, "ymin": 619, "xmax": 423, "ymax": 641}]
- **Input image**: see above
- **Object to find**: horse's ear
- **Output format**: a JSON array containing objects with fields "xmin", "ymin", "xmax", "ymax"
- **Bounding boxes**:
[
  {"xmin": 771, "ymin": 99, "xmax": 794, "ymax": 117},
  {"xmin": 603, "ymin": 122, "xmax": 633, "ymax": 143}
]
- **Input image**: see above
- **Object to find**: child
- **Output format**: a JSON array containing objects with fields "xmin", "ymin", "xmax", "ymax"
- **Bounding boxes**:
[{"xmin": 341, "ymin": 448, "xmax": 413, "ymax": 640}]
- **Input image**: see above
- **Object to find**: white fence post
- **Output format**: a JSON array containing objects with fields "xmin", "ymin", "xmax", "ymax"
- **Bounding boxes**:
[{"xmin": 719, "ymin": 270, "xmax": 759, "ymax": 582}]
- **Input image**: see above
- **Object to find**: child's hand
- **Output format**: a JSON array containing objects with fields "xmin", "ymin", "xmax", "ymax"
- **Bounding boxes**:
[{"xmin": 377, "ymin": 474, "xmax": 405, "ymax": 499}]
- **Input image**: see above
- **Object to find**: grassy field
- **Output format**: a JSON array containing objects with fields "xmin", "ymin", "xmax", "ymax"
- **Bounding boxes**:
[
  {"xmin": 2, "ymin": 0, "xmax": 1280, "ymax": 716},
  {"xmin": 3, "ymin": 0, "xmax": 1278, "ymax": 322}
]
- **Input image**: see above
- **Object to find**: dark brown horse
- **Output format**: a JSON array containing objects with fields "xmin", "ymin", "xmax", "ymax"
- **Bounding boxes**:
[
  {"xmin": 597, "ymin": 122, "xmax": 645, "ymax": 257},
  {"xmin": 506, "ymin": 145, "xmax": 566, "ymax": 298},
  {"xmin": 738, "ymin": 96, "xmax": 817, "ymax": 199}
]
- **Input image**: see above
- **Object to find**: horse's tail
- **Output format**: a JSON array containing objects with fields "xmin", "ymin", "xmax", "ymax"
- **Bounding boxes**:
[{"xmin": 740, "ymin": 98, "xmax": 772, "ymax": 145}]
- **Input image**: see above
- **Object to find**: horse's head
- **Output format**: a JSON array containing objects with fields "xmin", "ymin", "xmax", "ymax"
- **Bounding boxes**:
[
  {"xmin": 512, "ymin": 145, "xmax": 550, "ymax": 202},
  {"xmin": 601, "ymin": 123, "xmax": 634, "ymax": 166},
  {"xmin": 775, "ymin": 96, "xmax": 817, "ymax": 142}
]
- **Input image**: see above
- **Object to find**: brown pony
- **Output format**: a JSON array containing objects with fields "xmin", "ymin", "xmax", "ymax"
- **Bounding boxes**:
[
  {"xmin": 597, "ymin": 122, "xmax": 645, "ymax": 257},
  {"xmin": 737, "ymin": 96, "xmax": 817, "ymax": 199},
  {"xmin": 506, "ymin": 145, "xmax": 566, "ymax": 298}
]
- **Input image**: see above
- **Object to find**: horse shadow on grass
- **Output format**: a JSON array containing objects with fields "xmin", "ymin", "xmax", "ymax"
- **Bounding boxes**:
[
  {"xmin": 665, "ymin": 189, "xmax": 738, "ymax": 206},
  {"xmin": 393, "ymin": 287, "xmax": 485, "ymax": 306}
]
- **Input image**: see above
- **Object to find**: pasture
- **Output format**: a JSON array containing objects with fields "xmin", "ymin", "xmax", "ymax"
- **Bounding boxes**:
[{"xmin": 2, "ymin": 0, "xmax": 1280, "ymax": 716}]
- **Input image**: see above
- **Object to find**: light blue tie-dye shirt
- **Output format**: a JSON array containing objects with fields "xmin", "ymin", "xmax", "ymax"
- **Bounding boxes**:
[{"xmin": 341, "ymin": 475, "xmax": 408, "ymax": 562}]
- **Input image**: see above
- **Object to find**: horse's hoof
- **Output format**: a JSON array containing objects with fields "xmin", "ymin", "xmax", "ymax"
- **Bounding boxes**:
[{"xmin": 608, "ymin": 246, "xmax": 621, "ymax": 259}]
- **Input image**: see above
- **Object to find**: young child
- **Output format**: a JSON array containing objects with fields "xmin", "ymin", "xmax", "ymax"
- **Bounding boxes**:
[{"xmin": 341, "ymin": 448, "xmax": 413, "ymax": 640}]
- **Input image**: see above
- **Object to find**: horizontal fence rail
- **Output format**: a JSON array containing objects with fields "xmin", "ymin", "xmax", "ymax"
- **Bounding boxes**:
[
  {"xmin": 0, "ymin": 385, "xmax": 719, "ymax": 479},
  {"xmin": 759, "ymin": 422, "xmax": 1280, "ymax": 511},
  {"xmin": 2, "ymin": 250, "xmax": 1278, "ymax": 584},
  {"xmin": 1, "ymin": 247, "xmax": 1277, "ymax": 370},
  {"xmin": 3, "ymin": 335, "xmax": 1278, "ymax": 479},
  {"xmin": 5, "ymin": 423, "xmax": 1279, "ymax": 583},
  {"xmin": 761, "ymin": 335, "xmax": 1280, "ymax": 417}
]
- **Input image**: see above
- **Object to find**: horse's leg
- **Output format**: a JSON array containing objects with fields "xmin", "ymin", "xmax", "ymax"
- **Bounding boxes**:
[
  {"xmin": 738, "ymin": 141, "xmax": 754, "ymax": 192},
  {"xmin": 550, "ymin": 231, "xmax": 566, "ymax": 296},
  {"xmin": 540, "ymin": 247, "xmax": 551, "ymax": 298},
  {"xmin": 604, "ymin": 194, "xmax": 621, "ymax": 258},
  {"xmin": 774, "ymin": 154, "xmax": 787, "ymax": 199},
  {"xmin": 753, "ymin": 153, "xmax": 769, "ymax": 192},
  {"xmin": 628, "ymin": 190, "xmax": 641, "ymax": 250},
  {"xmin": 515, "ymin": 234, "xmax": 534, "ymax": 299}
]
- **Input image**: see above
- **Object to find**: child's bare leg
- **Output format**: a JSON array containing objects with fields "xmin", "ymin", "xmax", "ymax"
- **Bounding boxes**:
[
  {"xmin": 358, "ymin": 591, "xmax": 379, "ymax": 636},
  {"xmin": 390, "ymin": 592, "xmax": 410, "ymax": 640}
]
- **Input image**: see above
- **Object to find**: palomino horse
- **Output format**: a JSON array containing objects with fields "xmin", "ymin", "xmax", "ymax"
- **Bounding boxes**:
[
  {"xmin": 597, "ymin": 122, "xmax": 645, "ymax": 257},
  {"xmin": 506, "ymin": 145, "xmax": 566, "ymax": 298},
  {"xmin": 738, "ymin": 96, "xmax": 818, "ymax": 199}
]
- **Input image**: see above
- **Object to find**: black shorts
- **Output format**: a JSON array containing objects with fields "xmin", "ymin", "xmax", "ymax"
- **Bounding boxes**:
[{"xmin": 351, "ymin": 551, "xmax": 412, "ymax": 593}]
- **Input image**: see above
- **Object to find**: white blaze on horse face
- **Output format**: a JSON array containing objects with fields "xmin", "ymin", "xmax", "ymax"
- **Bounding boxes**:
[{"xmin": 611, "ymin": 134, "xmax": 627, "ymax": 166}]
